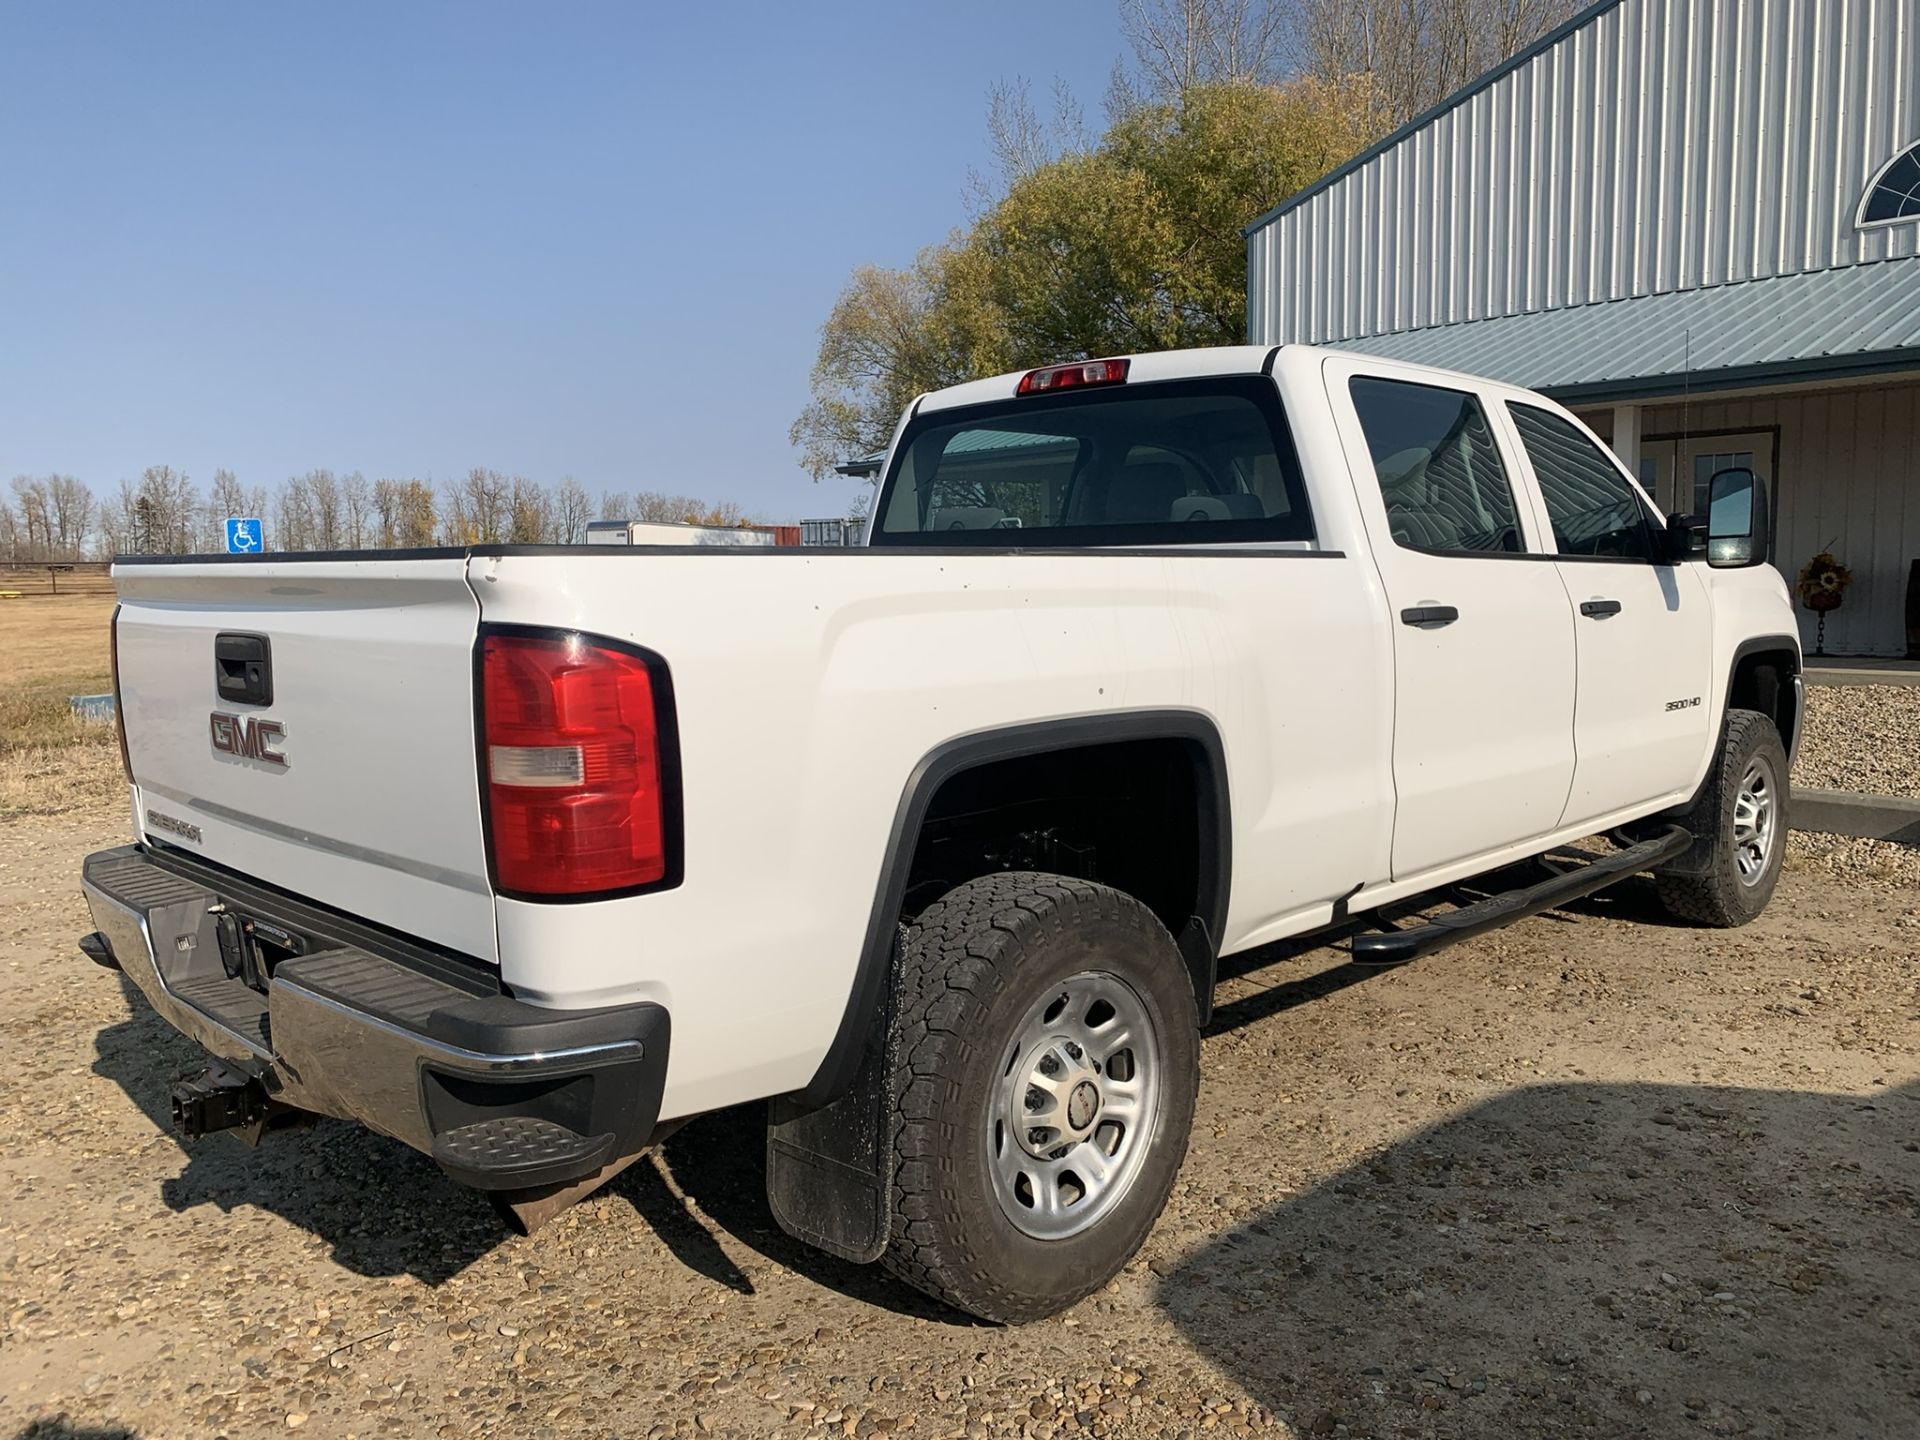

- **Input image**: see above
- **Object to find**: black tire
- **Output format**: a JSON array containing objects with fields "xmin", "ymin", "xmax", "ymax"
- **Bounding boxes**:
[
  {"xmin": 882, "ymin": 872, "xmax": 1199, "ymax": 1324},
  {"xmin": 1655, "ymin": 708, "xmax": 1789, "ymax": 927}
]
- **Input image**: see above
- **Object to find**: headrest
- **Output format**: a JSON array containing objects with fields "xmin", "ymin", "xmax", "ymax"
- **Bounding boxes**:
[{"xmin": 1171, "ymin": 494, "xmax": 1264, "ymax": 522}]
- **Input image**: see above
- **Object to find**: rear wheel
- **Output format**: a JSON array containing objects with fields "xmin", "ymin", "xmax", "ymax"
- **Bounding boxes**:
[
  {"xmin": 1655, "ymin": 708, "xmax": 1787, "ymax": 927},
  {"xmin": 882, "ymin": 872, "xmax": 1199, "ymax": 1323}
]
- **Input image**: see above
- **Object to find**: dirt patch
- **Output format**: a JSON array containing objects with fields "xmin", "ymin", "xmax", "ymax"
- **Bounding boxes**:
[{"xmin": 1, "ymin": 801, "xmax": 1915, "ymax": 1440}]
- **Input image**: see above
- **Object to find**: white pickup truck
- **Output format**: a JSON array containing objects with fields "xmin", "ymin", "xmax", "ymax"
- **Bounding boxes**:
[{"xmin": 82, "ymin": 344, "xmax": 1800, "ymax": 1322}]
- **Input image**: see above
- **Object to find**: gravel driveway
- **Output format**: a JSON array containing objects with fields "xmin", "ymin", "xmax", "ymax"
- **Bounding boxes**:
[
  {"xmin": 1793, "ymin": 683, "xmax": 1920, "ymax": 798},
  {"xmin": 3, "ymin": 809, "xmax": 1916, "ymax": 1440}
]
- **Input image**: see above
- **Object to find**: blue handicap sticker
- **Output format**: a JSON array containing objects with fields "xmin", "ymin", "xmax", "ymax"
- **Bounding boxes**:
[{"xmin": 225, "ymin": 517, "xmax": 263, "ymax": 554}]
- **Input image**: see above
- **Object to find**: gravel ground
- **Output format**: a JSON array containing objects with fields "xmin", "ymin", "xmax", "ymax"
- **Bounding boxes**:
[
  {"xmin": 1785, "ymin": 681, "xmax": 1920, "ymax": 885},
  {"xmin": 3, "ymin": 808, "xmax": 1917, "ymax": 1440},
  {"xmin": 1792, "ymin": 684, "xmax": 1920, "ymax": 798}
]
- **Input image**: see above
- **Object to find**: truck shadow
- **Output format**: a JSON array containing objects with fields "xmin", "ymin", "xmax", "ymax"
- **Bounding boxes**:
[
  {"xmin": 91, "ymin": 973, "xmax": 509, "ymax": 1284},
  {"xmin": 635, "ymin": 1106, "xmax": 985, "ymax": 1324},
  {"xmin": 88, "ymin": 971, "xmax": 968, "ymax": 1313},
  {"xmin": 1153, "ymin": 1078, "xmax": 1920, "ymax": 1438},
  {"xmin": 11, "ymin": 1425, "xmax": 139, "ymax": 1439}
]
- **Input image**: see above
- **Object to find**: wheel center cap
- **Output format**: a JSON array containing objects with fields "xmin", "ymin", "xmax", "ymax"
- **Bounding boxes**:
[{"xmin": 1067, "ymin": 1080, "xmax": 1100, "ymax": 1131}]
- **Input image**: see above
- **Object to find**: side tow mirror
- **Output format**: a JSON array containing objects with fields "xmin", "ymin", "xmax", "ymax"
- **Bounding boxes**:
[{"xmin": 1703, "ymin": 466, "xmax": 1769, "ymax": 568}]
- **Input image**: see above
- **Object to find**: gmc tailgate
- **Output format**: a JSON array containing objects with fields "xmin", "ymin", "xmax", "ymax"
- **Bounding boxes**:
[{"xmin": 111, "ymin": 557, "xmax": 496, "ymax": 962}]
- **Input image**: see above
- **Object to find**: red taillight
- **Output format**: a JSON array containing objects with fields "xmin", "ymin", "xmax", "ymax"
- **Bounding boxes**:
[
  {"xmin": 480, "ymin": 629, "xmax": 677, "ymax": 897},
  {"xmin": 1015, "ymin": 357, "xmax": 1130, "ymax": 396}
]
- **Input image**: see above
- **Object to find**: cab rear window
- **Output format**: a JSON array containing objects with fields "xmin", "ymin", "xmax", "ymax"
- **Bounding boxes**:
[{"xmin": 872, "ymin": 378, "xmax": 1313, "ymax": 547}]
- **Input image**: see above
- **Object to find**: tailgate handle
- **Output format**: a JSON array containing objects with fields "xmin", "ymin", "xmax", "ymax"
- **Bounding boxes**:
[{"xmin": 215, "ymin": 634, "xmax": 274, "ymax": 707}]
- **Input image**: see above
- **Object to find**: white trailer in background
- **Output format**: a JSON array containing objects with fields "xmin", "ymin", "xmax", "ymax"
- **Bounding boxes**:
[{"xmin": 585, "ymin": 519, "xmax": 777, "ymax": 547}]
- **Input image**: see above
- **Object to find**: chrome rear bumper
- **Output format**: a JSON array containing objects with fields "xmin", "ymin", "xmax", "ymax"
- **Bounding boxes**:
[{"xmin": 82, "ymin": 846, "xmax": 669, "ymax": 1190}]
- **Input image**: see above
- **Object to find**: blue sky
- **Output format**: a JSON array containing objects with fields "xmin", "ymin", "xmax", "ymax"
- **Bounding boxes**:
[{"xmin": 0, "ymin": 2, "xmax": 1128, "ymax": 521}]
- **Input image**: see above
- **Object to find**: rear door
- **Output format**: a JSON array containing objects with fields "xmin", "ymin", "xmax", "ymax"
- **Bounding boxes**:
[
  {"xmin": 112, "ymin": 557, "xmax": 496, "ymax": 961},
  {"xmin": 1326, "ymin": 356, "xmax": 1578, "ymax": 880},
  {"xmin": 1499, "ymin": 401, "xmax": 1715, "ymax": 824}
]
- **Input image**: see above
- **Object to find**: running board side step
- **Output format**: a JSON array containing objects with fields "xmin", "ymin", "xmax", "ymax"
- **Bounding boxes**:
[{"xmin": 1352, "ymin": 825, "xmax": 1692, "ymax": 966}]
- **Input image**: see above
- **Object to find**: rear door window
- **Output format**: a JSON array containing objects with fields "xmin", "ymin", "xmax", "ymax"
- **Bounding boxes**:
[
  {"xmin": 1347, "ymin": 377, "xmax": 1526, "ymax": 555},
  {"xmin": 873, "ymin": 378, "xmax": 1313, "ymax": 547}
]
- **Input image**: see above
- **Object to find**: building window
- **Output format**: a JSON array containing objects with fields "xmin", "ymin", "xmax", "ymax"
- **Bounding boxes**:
[{"xmin": 1859, "ymin": 141, "xmax": 1920, "ymax": 228}]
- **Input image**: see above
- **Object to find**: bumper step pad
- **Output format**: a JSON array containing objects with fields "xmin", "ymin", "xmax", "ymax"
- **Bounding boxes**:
[{"xmin": 431, "ymin": 1116, "xmax": 616, "ymax": 1190}]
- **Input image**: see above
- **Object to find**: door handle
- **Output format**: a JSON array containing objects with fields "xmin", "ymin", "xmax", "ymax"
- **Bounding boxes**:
[
  {"xmin": 215, "ymin": 633, "xmax": 274, "ymax": 706},
  {"xmin": 1400, "ymin": 605, "xmax": 1459, "ymax": 628},
  {"xmin": 1579, "ymin": 599, "xmax": 1624, "ymax": 619}
]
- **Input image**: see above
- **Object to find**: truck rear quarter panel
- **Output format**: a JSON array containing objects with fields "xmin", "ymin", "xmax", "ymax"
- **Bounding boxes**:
[{"xmin": 472, "ymin": 547, "xmax": 1392, "ymax": 1120}]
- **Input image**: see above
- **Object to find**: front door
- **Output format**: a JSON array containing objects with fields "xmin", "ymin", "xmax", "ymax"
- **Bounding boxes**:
[
  {"xmin": 1504, "ymin": 403, "xmax": 1717, "ymax": 825},
  {"xmin": 1328, "ymin": 359, "xmax": 1578, "ymax": 881}
]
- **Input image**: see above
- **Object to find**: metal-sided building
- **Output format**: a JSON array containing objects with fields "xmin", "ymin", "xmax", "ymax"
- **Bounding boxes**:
[{"xmin": 1246, "ymin": 0, "xmax": 1920, "ymax": 655}]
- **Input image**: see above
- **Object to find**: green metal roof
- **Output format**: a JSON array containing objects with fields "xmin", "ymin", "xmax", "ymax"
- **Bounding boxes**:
[
  {"xmin": 835, "ymin": 424, "xmax": 1074, "ymax": 479},
  {"xmin": 1329, "ymin": 256, "xmax": 1920, "ymax": 402},
  {"xmin": 835, "ymin": 452, "xmax": 886, "ymax": 479}
]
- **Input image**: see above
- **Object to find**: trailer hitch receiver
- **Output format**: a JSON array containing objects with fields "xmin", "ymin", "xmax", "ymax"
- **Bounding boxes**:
[{"xmin": 170, "ymin": 1062, "xmax": 268, "ymax": 1141}]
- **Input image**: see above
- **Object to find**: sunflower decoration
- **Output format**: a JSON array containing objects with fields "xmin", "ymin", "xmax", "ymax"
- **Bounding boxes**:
[{"xmin": 1795, "ymin": 548, "xmax": 1853, "ymax": 613}]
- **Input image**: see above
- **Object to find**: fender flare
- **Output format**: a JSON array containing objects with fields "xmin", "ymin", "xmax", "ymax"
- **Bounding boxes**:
[
  {"xmin": 1725, "ymin": 633, "xmax": 1803, "ymax": 755},
  {"xmin": 796, "ymin": 709, "xmax": 1232, "ymax": 1108}
]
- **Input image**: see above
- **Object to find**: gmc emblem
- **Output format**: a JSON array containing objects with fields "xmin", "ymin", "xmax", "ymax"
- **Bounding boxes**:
[{"xmin": 210, "ymin": 712, "xmax": 287, "ymax": 767}]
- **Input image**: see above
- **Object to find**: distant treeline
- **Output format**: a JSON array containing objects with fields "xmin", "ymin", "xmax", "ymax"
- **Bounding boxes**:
[{"xmin": 0, "ymin": 468, "xmax": 758, "ymax": 559}]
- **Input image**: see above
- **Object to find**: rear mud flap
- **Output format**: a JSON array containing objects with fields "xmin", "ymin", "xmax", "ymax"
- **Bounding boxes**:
[{"xmin": 764, "ymin": 944, "xmax": 898, "ymax": 1265}]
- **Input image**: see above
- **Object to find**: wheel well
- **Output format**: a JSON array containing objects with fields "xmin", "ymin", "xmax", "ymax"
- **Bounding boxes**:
[
  {"xmin": 796, "ymin": 715, "xmax": 1230, "ymax": 1108},
  {"xmin": 901, "ymin": 735, "xmax": 1226, "ymax": 1011},
  {"xmin": 1729, "ymin": 645, "xmax": 1801, "ymax": 756}
]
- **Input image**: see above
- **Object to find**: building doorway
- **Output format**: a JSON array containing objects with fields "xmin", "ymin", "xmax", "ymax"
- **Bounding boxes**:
[{"xmin": 1637, "ymin": 429, "xmax": 1782, "ymax": 563}]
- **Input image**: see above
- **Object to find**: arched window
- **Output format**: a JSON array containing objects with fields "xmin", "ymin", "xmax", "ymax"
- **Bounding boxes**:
[{"xmin": 1860, "ymin": 141, "xmax": 1920, "ymax": 227}]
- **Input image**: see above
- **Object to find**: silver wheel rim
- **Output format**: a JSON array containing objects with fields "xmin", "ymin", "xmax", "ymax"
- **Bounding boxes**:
[
  {"xmin": 988, "ymin": 970, "xmax": 1162, "ymax": 1241},
  {"xmin": 1733, "ymin": 755, "xmax": 1778, "ymax": 886}
]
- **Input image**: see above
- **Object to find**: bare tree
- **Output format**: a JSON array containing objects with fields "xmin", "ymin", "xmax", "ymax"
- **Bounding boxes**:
[
  {"xmin": 9, "ymin": 477, "xmax": 51, "ymax": 558},
  {"xmin": 986, "ymin": 78, "xmax": 1053, "ymax": 182},
  {"xmin": 121, "ymin": 466, "xmax": 198, "ymax": 554},
  {"xmin": 99, "ymin": 479, "xmax": 139, "ymax": 557},
  {"xmin": 300, "ymin": 470, "xmax": 342, "ymax": 550},
  {"xmin": 202, "ymin": 469, "xmax": 267, "ymax": 551},
  {"xmin": 341, "ymin": 472, "xmax": 373, "ymax": 548},
  {"xmin": 553, "ymin": 477, "xmax": 593, "ymax": 544},
  {"xmin": 444, "ymin": 468, "xmax": 512, "ymax": 544},
  {"xmin": 1118, "ymin": 0, "xmax": 1292, "ymax": 106},
  {"xmin": 275, "ymin": 473, "xmax": 317, "ymax": 551},
  {"xmin": 1292, "ymin": 0, "xmax": 1582, "ymax": 126},
  {"xmin": 0, "ymin": 493, "xmax": 21, "ymax": 561},
  {"xmin": 42, "ymin": 476, "xmax": 94, "ymax": 560},
  {"xmin": 632, "ymin": 491, "xmax": 692, "ymax": 523},
  {"xmin": 967, "ymin": 76, "xmax": 1094, "ymax": 215}
]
